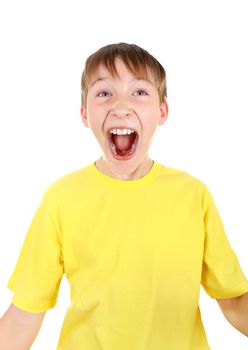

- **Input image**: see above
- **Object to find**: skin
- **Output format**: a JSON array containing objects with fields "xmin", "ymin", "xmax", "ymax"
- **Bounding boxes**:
[
  {"xmin": 0, "ymin": 303, "xmax": 45, "ymax": 349},
  {"xmin": 217, "ymin": 292, "xmax": 248, "ymax": 336},
  {"xmin": 0, "ymin": 59, "xmax": 246, "ymax": 348},
  {"xmin": 80, "ymin": 57, "xmax": 168, "ymax": 180}
]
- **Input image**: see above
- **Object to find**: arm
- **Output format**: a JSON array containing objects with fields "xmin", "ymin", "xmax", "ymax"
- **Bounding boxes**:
[
  {"xmin": 0, "ymin": 303, "xmax": 46, "ymax": 350},
  {"xmin": 217, "ymin": 291, "xmax": 248, "ymax": 337}
]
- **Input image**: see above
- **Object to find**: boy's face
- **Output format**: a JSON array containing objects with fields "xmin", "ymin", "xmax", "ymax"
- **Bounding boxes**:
[{"xmin": 81, "ymin": 58, "xmax": 168, "ymax": 180}]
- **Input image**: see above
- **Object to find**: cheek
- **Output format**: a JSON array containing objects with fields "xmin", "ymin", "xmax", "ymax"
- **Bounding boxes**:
[
  {"xmin": 140, "ymin": 102, "xmax": 160, "ymax": 115},
  {"xmin": 141, "ymin": 111, "xmax": 159, "ymax": 140},
  {"xmin": 87, "ymin": 107, "xmax": 105, "ymax": 128},
  {"xmin": 141, "ymin": 105, "xmax": 160, "ymax": 126}
]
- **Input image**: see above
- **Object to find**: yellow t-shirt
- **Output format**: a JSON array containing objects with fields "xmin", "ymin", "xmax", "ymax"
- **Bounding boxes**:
[{"xmin": 7, "ymin": 161, "xmax": 248, "ymax": 350}]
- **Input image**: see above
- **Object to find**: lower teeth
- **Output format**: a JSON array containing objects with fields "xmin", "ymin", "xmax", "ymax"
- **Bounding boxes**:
[{"xmin": 110, "ymin": 140, "xmax": 117, "ymax": 154}]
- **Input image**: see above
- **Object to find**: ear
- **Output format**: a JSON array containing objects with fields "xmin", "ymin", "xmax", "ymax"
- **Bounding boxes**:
[
  {"xmin": 80, "ymin": 104, "xmax": 89, "ymax": 128},
  {"xmin": 158, "ymin": 100, "xmax": 169, "ymax": 126}
]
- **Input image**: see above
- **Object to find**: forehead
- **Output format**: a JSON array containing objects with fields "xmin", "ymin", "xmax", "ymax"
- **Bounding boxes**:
[{"xmin": 88, "ymin": 59, "xmax": 156, "ymax": 88}]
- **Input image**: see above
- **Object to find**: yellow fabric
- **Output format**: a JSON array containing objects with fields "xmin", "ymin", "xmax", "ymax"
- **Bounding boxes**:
[{"xmin": 7, "ymin": 161, "xmax": 248, "ymax": 350}]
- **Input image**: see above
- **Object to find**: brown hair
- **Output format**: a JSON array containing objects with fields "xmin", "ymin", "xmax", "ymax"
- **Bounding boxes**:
[{"xmin": 81, "ymin": 42, "xmax": 167, "ymax": 105}]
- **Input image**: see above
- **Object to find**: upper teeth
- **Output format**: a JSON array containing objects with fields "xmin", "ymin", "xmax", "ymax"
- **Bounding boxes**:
[{"xmin": 110, "ymin": 128, "xmax": 135, "ymax": 135}]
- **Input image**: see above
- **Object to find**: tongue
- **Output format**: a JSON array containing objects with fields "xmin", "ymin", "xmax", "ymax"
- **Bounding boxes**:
[{"xmin": 112, "ymin": 134, "xmax": 136, "ymax": 151}]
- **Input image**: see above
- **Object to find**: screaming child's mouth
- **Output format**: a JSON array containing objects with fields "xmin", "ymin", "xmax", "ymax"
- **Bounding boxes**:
[{"xmin": 106, "ymin": 128, "xmax": 139, "ymax": 158}]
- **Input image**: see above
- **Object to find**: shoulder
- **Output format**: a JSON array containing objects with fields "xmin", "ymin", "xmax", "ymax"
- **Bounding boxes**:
[
  {"xmin": 158, "ymin": 164, "xmax": 215, "ymax": 217},
  {"xmin": 158, "ymin": 162, "xmax": 209, "ymax": 194},
  {"xmin": 40, "ymin": 163, "xmax": 93, "ymax": 206}
]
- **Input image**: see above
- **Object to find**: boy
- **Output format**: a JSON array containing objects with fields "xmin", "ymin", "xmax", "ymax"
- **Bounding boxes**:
[{"xmin": 0, "ymin": 42, "xmax": 248, "ymax": 350}]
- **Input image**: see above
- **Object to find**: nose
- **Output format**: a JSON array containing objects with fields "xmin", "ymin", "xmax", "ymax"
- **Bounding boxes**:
[
  {"xmin": 109, "ymin": 95, "xmax": 134, "ymax": 118},
  {"xmin": 110, "ymin": 109, "xmax": 133, "ymax": 118}
]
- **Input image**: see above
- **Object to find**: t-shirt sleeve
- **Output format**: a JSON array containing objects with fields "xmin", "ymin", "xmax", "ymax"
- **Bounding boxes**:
[
  {"xmin": 201, "ymin": 184, "xmax": 248, "ymax": 299},
  {"xmin": 7, "ymin": 189, "xmax": 64, "ymax": 313}
]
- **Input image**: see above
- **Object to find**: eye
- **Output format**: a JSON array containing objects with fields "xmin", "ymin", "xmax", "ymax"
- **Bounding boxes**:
[
  {"xmin": 133, "ymin": 89, "xmax": 148, "ymax": 96},
  {"xmin": 96, "ymin": 91, "xmax": 111, "ymax": 97}
]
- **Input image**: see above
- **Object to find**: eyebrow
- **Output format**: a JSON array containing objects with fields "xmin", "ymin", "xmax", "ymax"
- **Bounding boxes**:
[{"xmin": 90, "ymin": 77, "xmax": 154, "ymax": 88}]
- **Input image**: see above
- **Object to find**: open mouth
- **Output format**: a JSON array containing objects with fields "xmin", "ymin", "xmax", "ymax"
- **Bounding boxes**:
[{"xmin": 107, "ymin": 128, "xmax": 139, "ymax": 160}]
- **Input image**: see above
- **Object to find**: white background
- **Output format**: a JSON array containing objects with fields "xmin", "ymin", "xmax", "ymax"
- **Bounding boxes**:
[{"xmin": 0, "ymin": 0, "xmax": 248, "ymax": 349}]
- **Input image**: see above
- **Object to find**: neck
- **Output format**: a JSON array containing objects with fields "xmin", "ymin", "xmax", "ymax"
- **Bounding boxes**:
[{"xmin": 95, "ymin": 156, "xmax": 154, "ymax": 180}]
